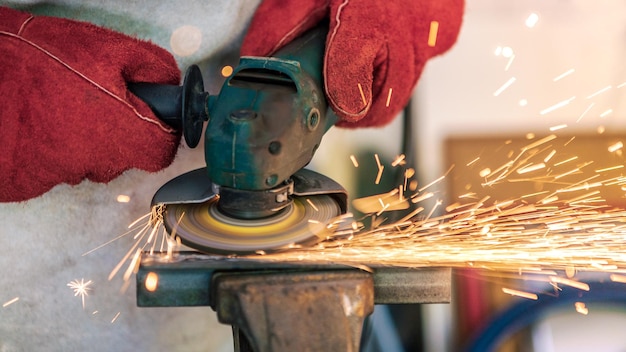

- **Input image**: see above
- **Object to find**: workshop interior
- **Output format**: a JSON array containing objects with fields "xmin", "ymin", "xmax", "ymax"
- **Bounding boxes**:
[{"xmin": 2, "ymin": 1, "xmax": 626, "ymax": 351}]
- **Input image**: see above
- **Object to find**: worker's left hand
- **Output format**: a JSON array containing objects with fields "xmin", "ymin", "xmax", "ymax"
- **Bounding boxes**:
[
  {"xmin": 241, "ymin": 0, "xmax": 464, "ymax": 128},
  {"xmin": 0, "ymin": 7, "xmax": 181, "ymax": 202}
]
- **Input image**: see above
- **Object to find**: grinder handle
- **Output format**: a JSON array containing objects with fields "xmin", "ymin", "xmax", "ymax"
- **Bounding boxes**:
[
  {"xmin": 128, "ymin": 65, "xmax": 209, "ymax": 148},
  {"xmin": 128, "ymin": 83, "xmax": 183, "ymax": 128}
]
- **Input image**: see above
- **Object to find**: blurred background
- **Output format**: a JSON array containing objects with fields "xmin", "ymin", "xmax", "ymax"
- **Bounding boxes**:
[{"xmin": 313, "ymin": 1, "xmax": 626, "ymax": 351}]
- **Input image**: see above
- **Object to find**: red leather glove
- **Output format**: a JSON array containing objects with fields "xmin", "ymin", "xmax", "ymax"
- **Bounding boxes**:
[
  {"xmin": 241, "ymin": 0, "xmax": 463, "ymax": 128},
  {"xmin": 0, "ymin": 7, "xmax": 181, "ymax": 202}
]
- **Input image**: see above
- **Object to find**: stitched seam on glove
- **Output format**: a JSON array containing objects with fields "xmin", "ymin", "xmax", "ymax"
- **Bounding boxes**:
[
  {"xmin": 269, "ymin": 0, "xmax": 330, "ymax": 55},
  {"xmin": 17, "ymin": 15, "xmax": 34, "ymax": 36},
  {"xmin": 0, "ymin": 30, "xmax": 176, "ymax": 134}
]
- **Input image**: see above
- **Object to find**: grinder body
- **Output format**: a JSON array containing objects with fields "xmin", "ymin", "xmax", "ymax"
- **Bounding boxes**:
[
  {"xmin": 206, "ymin": 27, "xmax": 335, "ymax": 192},
  {"xmin": 131, "ymin": 26, "xmax": 335, "ymax": 195}
]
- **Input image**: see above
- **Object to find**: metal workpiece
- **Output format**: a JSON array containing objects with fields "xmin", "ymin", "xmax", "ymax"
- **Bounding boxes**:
[
  {"xmin": 136, "ymin": 252, "xmax": 451, "ymax": 307},
  {"xmin": 373, "ymin": 267, "xmax": 451, "ymax": 304},
  {"xmin": 214, "ymin": 271, "xmax": 373, "ymax": 352},
  {"xmin": 137, "ymin": 253, "xmax": 450, "ymax": 351}
]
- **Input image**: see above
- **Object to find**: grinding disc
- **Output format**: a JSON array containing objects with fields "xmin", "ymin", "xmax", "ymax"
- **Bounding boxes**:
[{"xmin": 163, "ymin": 195, "xmax": 340, "ymax": 253}]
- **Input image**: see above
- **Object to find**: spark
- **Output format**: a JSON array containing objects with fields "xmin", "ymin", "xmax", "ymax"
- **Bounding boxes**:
[
  {"xmin": 357, "ymin": 83, "xmax": 367, "ymax": 106},
  {"xmin": 502, "ymin": 287, "xmax": 537, "ymax": 300},
  {"xmin": 600, "ymin": 109, "xmax": 613, "ymax": 118},
  {"xmin": 2, "ymin": 297, "xmax": 19, "ymax": 308},
  {"xmin": 551, "ymin": 276, "xmax": 589, "ymax": 291},
  {"xmin": 67, "ymin": 279, "xmax": 93, "ymax": 309},
  {"xmin": 81, "ymin": 215, "xmax": 150, "ymax": 256},
  {"xmin": 540, "ymin": 196, "xmax": 559, "ymax": 204},
  {"xmin": 404, "ymin": 168, "xmax": 415, "ymax": 191},
  {"xmin": 306, "ymin": 198, "xmax": 319, "ymax": 212},
  {"xmin": 540, "ymin": 96, "xmax": 575, "ymax": 115},
  {"xmin": 391, "ymin": 154, "xmax": 405, "ymax": 167},
  {"xmin": 553, "ymin": 69, "xmax": 574, "ymax": 82},
  {"xmin": 374, "ymin": 154, "xmax": 384, "ymax": 185},
  {"xmin": 608, "ymin": 142, "xmax": 623, "ymax": 153},
  {"xmin": 505, "ymin": 55, "xmax": 515, "ymax": 71},
  {"xmin": 610, "ymin": 274, "xmax": 626, "ymax": 284},
  {"xmin": 396, "ymin": 207, "xmax": 424, "ymax": 224},
  {"xmin": 517, "ymin": 163, "xmax": 545, "ymax": 174},
  {"xmin": 617, "ymin": 82, "xmax": 626, "ymax": 89},
  {"xmin": 574, "ymin": 302, "xmax": 588, "ymax": 315},
  {"xmin": 549, "ymin": 124, "xmax": 567, "ymax": 132},
  {"xmin": 374, "ymin": 154, "xmax": 382, "ymax": 168},
  {"xmin": 428, "ymin": 21, "xmax": 439, "ymax": 47},
  {"xmin": 595, "ymin": 165, "xmax": 624, "ymax": 173},
  {"xmin": 525, "ymin": 13, "xmax": 539, "ymax": 28},
  {"xmin": 116, "ymin": 194, "xmax": 131, "ymax": 203},
  {"xmin": 375, "ymin": 166, "xmax": 384, "ymax": 185},
  {"xmin": 553, "ymin": 156, "xmax": 577, "ymax": 167},
  {"xmin": 493, "ymin": 77, "xmax": 516, "ymax": 97},
  {"xmin": 118, "ymin": 134, "xmax": 626, "ymax": 314},
  {"xmin": 111, "ymin": 312, "xmax": 121, "ymax": 323},
  {"xmin": 576, "ymin": 103, "xmax": 595, "ymax": 123},
  {"xmin": 350, "ymin": 155, "xmax": 359, "ymax": 167},
  {"xmin": 386, "ymin": 88, "xmax": 393, "ymax": 107},
  {"xmin": 122, "ymin": 248, "xmax": 143, "ymax": 283},
  {"xmin": 411, "ymin": 192, "xmax": 434, "ymax": 204},
  {"xmin": 145, "ymin": 272, "xmax": 159, "ymax": 292},
  {"xmin": 231, "ymin": 134, "xmax": 626, "ymax": 281},
  {"xmin": 523, "ymin": 134, "xmax": 556, "ymax": 151},
  {"xmin": 501, "ymin": 47, "xmax": 514, "ymax": 58},
  {"xmin": 101, "ymin": 205, "xmax": 181, "ymax": 290},
  {"xmin": 467, "ymin": 157, "xmax": 480, "ymax": 167},
  {"xmin": 221, "ymin": 65, "xmax": 233, "ymax": 77},
  {"xmin": 544, "ymin": 150, "xmax": 556, "ymax": 163},
  {"xmin": 554, "ymin": 167, "xmax": 583, "ymax": 180},
  {"xmin": 557, "ymin": 181, "xmax": 602, "ymax": 193},
  {"xmin": 419, "ymin": 175, "xmax": 445, "ymax": 192},
  {"xmin": 519, "ymin": 191, "xmax": 551, "ymax": 201},
  {"xmin": 586, "ymin": 85, "xmax": 612, "ymax": 99},
  {"xmin": 418, "ymin": 165, "xmax": 453, "ymax": 193}
]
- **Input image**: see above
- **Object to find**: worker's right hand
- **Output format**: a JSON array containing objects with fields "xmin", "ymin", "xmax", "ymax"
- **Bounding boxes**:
[
  {"xmin": 241, "ymin": 0, "xmax": 464, "ymax": 128},
  {"xmin": 0, "ymin": 7, "xmax": 182, "ymax": 202}
]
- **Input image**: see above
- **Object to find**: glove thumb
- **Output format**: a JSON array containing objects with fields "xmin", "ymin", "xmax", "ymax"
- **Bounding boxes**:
[{"xmin": 324, "ymin": 20, "xmax": 383, "ymax": 122}]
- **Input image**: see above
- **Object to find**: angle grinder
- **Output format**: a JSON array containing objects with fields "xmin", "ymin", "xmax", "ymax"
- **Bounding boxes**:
[{"xmin": 129, "ymin": 26, "xmax": 347, "ymax": 254}]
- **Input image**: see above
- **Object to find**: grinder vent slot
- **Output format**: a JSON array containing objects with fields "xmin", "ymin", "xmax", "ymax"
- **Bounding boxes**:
[{"xmin": 229, "ymin": 68, "xmax": 297, "ymax": 92}]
